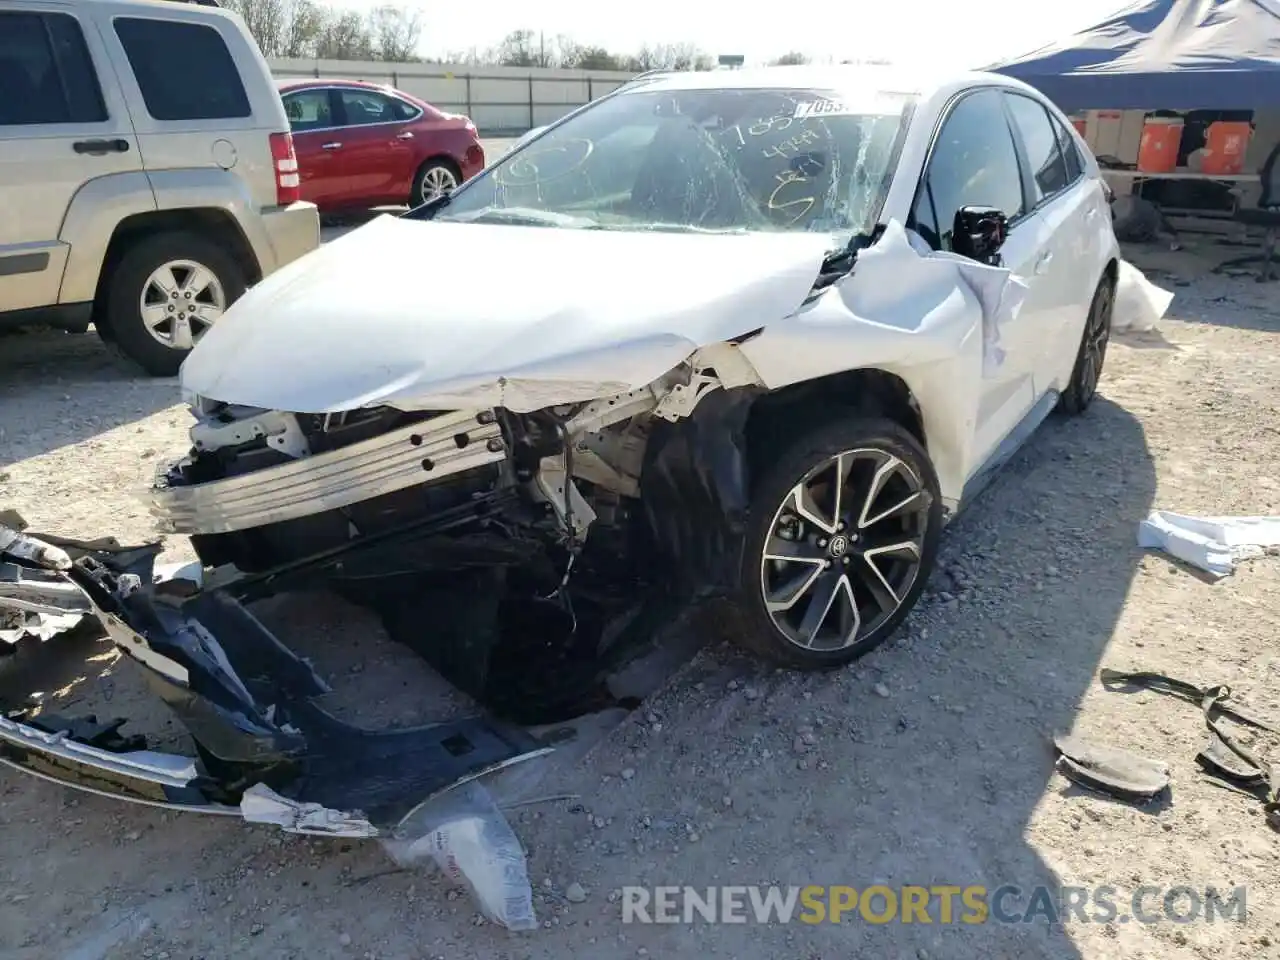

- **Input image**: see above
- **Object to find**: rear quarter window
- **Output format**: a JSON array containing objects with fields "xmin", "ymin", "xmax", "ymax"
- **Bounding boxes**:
[
  {"xmin": 1051, "ymin": 114, "xmax": 1085, "ymax": 183},
  {"xmin": 0, "ymin": 11, "xmax": 106, "ymax": 125},
  {"xmin": 114, "ymin": 17, "xmax": 250, "ymax": 121}
]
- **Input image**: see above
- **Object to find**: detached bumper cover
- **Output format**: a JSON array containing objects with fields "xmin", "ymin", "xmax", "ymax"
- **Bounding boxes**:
[{"xmin": 0, "ymin": 535, "xmax": 551, "ymax": 835}]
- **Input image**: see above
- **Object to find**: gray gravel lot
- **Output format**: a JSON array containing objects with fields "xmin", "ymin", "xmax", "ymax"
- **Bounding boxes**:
[{"xmin": 1, "ymin": 239, "xmax": 1279, "ymax": 960}]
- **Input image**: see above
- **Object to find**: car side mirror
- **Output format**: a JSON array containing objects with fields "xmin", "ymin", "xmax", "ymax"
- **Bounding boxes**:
[{"xmin": 952, "ymin": 206, "xmax": 1009, "ymax": 265}]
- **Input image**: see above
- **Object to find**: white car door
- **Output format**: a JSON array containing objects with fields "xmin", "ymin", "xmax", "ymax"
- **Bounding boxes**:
[
  {"xmin": 1001, "ymin": 91, "xmax": 1101, "ymax": 395},
  {"xmin": 906, "ymin": 87, "xmax": 1057, "ymax": 475}
]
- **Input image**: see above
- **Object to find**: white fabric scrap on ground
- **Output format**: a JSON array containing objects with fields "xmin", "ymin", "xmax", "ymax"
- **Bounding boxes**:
[
  {"xmin": 1113, "ymin": 260, "xmax": 1174, "ymax": 333},
  {"xmin": 1137, "ymin": 511, "xmax": 1280, "ymax": 577}
]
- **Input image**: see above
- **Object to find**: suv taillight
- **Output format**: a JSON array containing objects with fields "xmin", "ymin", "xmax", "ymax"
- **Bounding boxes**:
[{"xmin": 270, "ymin": 132, "xmax": 300, "ymax": 205}]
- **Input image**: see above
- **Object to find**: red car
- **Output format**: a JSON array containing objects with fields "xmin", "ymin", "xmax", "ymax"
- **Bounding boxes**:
[{"xmin": 277, "ymin": 78, "xmax": 485, "ymax": 211}]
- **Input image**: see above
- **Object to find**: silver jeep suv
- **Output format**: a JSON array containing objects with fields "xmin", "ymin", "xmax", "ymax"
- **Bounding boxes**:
[{"xmin": 0, "ymin": 0, "xmax": 320, "ymax": 375}]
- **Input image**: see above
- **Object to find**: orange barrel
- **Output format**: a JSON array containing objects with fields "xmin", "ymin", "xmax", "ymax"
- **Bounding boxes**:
[
  {"xmin": 1137, "ymin": 117, "xmax": 1183, "ymax": 173},
  {"xmin": 1200, "ymin": 121, "xmax": 1251, "ymax": 175}
]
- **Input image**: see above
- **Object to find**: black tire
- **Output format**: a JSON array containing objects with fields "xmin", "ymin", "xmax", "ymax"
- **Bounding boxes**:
[
  {"xmin": 101, "ymin": 231, "xmax": 247, "ymax": 377},
  {"xmin": 723, "ymin": 415, "xmax": 943, "ymax": 670},
  {"xmin": 1057, "ymin": 272, "xmax": 1116, "ymax": 416},
  {"xmin": 410, "ymin": 158, "xmax": 462, "ymax": 207}
]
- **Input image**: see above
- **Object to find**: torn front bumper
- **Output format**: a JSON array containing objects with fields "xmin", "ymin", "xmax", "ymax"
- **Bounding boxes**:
[{"xmin": 0, "ymin": 535, "xmax": 552, "ymax": 837}]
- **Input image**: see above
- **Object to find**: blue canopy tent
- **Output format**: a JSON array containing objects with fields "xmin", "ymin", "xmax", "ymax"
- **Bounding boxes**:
[{"xmin": 989, "ymin": 0, "xmax": 1280, "ymax": 111}]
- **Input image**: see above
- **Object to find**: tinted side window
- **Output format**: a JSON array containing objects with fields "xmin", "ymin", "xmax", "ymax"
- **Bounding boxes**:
[
  {"xmin": 337, "ymin": 90, "xmax": 397, "ymax": 126},
  {"xmin": 0, "ymin": 12, "xmax": 106, "ymax": 126},
  {"xmin": 922, "ymin": 89, "xmax": 1023, "ymax": 251},
  {"xmin": 114, "ymin": 18, "xmax": 250, "ymax": 121},
  {"xmin": 390, "ymin": 99, "xmax": 420, "ymax": 122},
  {"xmin": 283, "ymin": 89, "xmax": 334, "ymax": 132},
  {"xmin": 1005, "ymin": 93, "xmax": 1070, "ymax": 201},
  {"xmin": 1052, "ymin": 114, "xmax": 1085, "ymax": 182}
]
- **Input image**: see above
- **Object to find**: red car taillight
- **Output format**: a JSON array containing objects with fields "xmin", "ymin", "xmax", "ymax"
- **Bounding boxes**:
[{"xmin": 270, "ymin": 132, "xmax": 300, "ymax": 205}]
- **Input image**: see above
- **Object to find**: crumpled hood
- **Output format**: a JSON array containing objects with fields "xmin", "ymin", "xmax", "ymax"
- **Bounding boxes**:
[{"xmin": 181, "ymin": 214, "xmax": 832, "ymax": 413}]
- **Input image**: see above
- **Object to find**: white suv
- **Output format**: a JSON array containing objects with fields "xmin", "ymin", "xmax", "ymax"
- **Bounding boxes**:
[{"xmin": 0, "ymin": 0, "xmax": 320, "ymax": 375}]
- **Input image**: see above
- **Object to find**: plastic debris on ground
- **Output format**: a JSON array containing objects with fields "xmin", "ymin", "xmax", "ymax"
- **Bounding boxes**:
[
  {"xmin": 240, "ymin": 783, "xmax": 378, "ymax": 838},
  {"xmin": 1, "ymin": 512, "xmax": 89, "ymax": 647},
  {"xmin": 1137, "ymin": 511, "xmax": 1280, "ymax": 577},
  {"xmin": 1113, "ymin": 259, "xmax": 1174, "ymax": 333},
  {"xmin": 382, "ymin": 779, "xmax": 538, "ymax": 930}
]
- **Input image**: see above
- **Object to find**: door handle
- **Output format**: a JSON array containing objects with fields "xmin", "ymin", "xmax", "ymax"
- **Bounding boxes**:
[
  {"xmin": 72, "ymin": 138, "xmax": 130, "ymax": 156},
  {"xmin": 321, "ymin": 141, "xmax": 342, "ymax": 150},
  {"xmin": 396, "ymin": 131, "xmax": 414, "ymax": 140},
  {"xmin": 1084, "ymin": 206, "xmax": 1098, "ymax": 221},
  {"xmin": 1033, "ymin": 251, "xmax": 1054, "ymax": 275}
]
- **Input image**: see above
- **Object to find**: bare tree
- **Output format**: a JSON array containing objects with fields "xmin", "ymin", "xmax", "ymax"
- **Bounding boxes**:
[
  {"xmin": 280, "ymin": 0, "xmax": 325, "ymax": 58},
  {"xmin": 368, "ymin": 4, "xmax": 422, "ymax": 62},
  {"xmin": 489, "ymin": 29, "xmax": 558, "ymax": 67},
  {"xmin": 314, "ymin": 9, "xmax": 374, "ymax": 60},
  {"xmin": 223, "ymin": 0, "xmax": 288, "ymax": 55},
  {"xmin": 559, "ymin": 41, "xmax": 623, "ymax": 71},
  {"xmin": 770, "ymin": 51, "xmax": 809, "ymax": 66},
  {"xmin": 623, "ymin": 42, "xmax": 712, "ymax": 72},
  {"xmin": 229, "ymin": 0, "xmax": 429, "ymax": 61}
]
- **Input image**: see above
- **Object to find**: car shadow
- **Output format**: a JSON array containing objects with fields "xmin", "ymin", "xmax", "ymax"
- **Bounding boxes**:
[
  {"xmin": 544, "ymin": 394, "xmax": 1157, "ymax": 960},
  {"xmin": 766, "ymin": 395, "xmax": 1157, "ymax": 956},
  {"xmin": 0, "ymin": 327, "xmax": 179, "ymax": 469}
]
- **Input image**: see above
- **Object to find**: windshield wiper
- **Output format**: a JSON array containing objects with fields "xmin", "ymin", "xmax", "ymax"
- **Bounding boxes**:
[
  {"xmin": 448, "ymin": 206, "xmax": 599, "ymax": 229},
  {"xmin": 402, "ymin": 190, "xmax": 453, "ymax": 220},
  {"xmin": 618, "ymin": 223, "xmax": 748, "ymax": 235}
]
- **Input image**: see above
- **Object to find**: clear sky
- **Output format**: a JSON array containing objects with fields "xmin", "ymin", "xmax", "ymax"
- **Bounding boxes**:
[{"xmin": 329, "ymin": 0, "xmax": 1133, "ymax": 69}]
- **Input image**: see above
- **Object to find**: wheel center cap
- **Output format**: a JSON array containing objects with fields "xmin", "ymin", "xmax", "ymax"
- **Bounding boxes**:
[{"xmin": 828, "ymin": 534, "xmax": 850, "ymax": 558}]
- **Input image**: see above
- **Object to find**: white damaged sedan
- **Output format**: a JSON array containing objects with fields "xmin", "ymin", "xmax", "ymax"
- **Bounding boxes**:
[
  {"xmin": 155, "ymin": 64, "xmax": 1121, "ymax": 675},
  {"xmin": 0, "ymin": 65, "xmax": 1132, "ymax": 832}
]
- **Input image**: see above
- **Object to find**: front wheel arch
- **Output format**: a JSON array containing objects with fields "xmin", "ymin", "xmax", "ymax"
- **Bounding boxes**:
[{"xmin": 743, "ymin": 368, "xmax": 927, "ymax": 486}]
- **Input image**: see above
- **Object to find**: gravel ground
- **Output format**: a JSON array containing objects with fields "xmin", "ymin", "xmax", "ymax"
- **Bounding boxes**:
[{"xmin": 2, "ymin": 238, "xmax": 1279, "ymax": 960}]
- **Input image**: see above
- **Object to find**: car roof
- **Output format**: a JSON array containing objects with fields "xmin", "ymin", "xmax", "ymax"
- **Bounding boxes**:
[
  {"xmin": 625, "ymin": 64, "xmax": 1026, "ymax": 103},
  {"xmin": 77, "ymin": 0, "xmax": 238, "ymax": 20},
  {"xmin": 276, "ymin": 78, "xmax": 398, "ymax": 94}
]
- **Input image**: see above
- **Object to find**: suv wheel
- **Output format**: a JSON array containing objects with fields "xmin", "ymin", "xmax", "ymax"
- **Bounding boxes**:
[
  {"xmin": 724, "ymin": 416, "xmax": 943, "ymax": 670},
  {"xmin": 411, "ymin": 160, "xmax": 460, "ymax": 207},
  {"xmin": 102, "ymin": 231, "xmax": 247, "ymax": 377}
]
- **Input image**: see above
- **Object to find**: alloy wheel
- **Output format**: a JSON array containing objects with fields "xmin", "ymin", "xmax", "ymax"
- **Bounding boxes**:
[
  {"xmin": 139, "ymin": 259, "xmax": 225, "ymax": 350},
  {"xmin": 420, "ymin": 165, "xmax": 458, "ymax": 201},
  {"xmin": 1077, "ymin": 282, "xmax": 1113, "ymax": 405},
  {"xmin": 759, "ymin": 448, "xmax": 930, "ymax": 652}
]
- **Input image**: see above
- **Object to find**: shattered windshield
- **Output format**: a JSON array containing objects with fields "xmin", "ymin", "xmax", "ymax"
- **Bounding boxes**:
[{"xmin": 434, "ymin": 85, "xmax": 916, "ymax": 238}]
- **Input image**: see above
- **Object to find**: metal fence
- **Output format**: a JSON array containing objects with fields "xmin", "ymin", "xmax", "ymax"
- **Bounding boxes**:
[{"xmin": 268, "ymin": 58, "xmax": 639, "ymax": 134}]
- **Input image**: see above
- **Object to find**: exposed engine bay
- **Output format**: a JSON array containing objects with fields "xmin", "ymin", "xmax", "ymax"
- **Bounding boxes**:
[
  {"xmin": 0, "ymin": 349, "xmax": 771, "ymax": 836},
  {"xmin": 152, "ymin": 344, "xmax": 767, "ymax": 721}
]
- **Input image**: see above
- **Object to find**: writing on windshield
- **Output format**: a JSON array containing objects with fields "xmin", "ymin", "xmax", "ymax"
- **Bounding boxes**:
[{"xmin": 439, "ymin": 87, "xmax": 915, "ymax": 236}]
